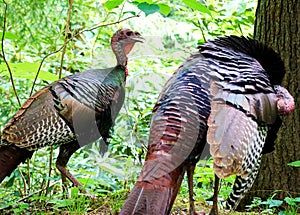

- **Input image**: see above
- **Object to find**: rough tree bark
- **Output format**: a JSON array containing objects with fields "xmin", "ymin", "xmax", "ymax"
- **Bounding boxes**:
[{"xmin": 239, "ymin": 0, "xmax": 300, "ymax": 209}]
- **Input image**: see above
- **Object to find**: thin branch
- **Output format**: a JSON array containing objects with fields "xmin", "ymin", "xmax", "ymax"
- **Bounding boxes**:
[
  {"xmin": 26, "ymin": 160, "xmax": 30, "ymax": 192},
  {"xmin": 45, "ymin": 146, "xmax": 54, "ymax": 196},
  {"xmin": 29, "ymin": 49, "xmax": 62, "ymax": 96},
  {"xmin": 38, "ymin": 177, "xmax": 46, "ymax": 197},
  {"xmin": 83, "ymin": 14, "xmax": 140, "ymax": 33},
  {"xmin": 90, "ymin": 13, "xmax": 111, "ymax": 58},
  {"xmin": 118, "ymin": 1, "xmax": 126, "ymax": 22},
  {"xmin": 1, "ymin": 0, "xmax": 21, "ymax": 106},
  {"xmin": 29, "ymin": 14, "xmax": 139, "ymax": 96},
  {"xmin": 58, "ymin": 0, "xmax": 73, "ymax": 79},
  {"xmin": 17, "ymin": 166, "xmax": 27, "ymax": 196}
]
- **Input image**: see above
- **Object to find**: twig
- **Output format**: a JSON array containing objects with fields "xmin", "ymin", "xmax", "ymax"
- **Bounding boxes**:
[
  {"xmin": 29, "ymin": 14, "xmax": 140, "ymax": 96},
  {"xmin": 45, "ymin": 146, "xmax": 54, "ymax": 196},
  {"xmin": 118, "ymin": 1, "xmax": 126, "ymax": 22},
  {"xmin": 58, "ymin": 0, "xmax": 73, "ymax": 79},
  {"xmin": 17, "ymin": 166, "xmax": 27, "ymax": 196},
  {"xmin": 90, "ymin": 12, "xmax": 113, "ymax": 57},
  {"xmin": 82, "ymin": 14, "xmax": 140, "ymax": 33},
  {"xmin": 27, "ymin": 160, "xmax": 30, "ymax": 192},
  {"xmin": 1, "ymin": 0, "xmax": 21, "ymax": 106},
  {"xmin": 38, "ymin": 177, "xmax": 46, "ymax": 197},
  {"xmin": 29, "ymin": 49, "xmax": 61, "ymax": 96}
]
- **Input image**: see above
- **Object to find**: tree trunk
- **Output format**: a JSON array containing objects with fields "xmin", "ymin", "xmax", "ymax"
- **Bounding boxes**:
[{"xmin": 238, "ymin": 0, "xmax": 300, "ymax": 209}]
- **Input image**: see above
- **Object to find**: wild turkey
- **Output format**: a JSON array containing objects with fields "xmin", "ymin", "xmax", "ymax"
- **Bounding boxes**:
[
  {"xmin": 119, "ymin": 36, "xmax": 294, "ymax": 215},
  {"xmin": 208, "ymin": 86, "xmax": 294, "ymax": 214},
  {"xmin": 0, "ymin": 28, "xmax": 144, "ymax": 188},
  {"xmin": 203, "ymin": 37, "xmax": 294, "ymax": 214}
]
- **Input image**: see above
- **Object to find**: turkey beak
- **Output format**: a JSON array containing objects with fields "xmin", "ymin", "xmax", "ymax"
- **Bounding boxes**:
[
  {"xmin": 122, "ymin": 33, "xmax": 144, "ymax": 56},
  {"xmin": 132, "ymin": 34, "xmax": 144, "ymax": 43},
  {"xmin": 130, "ymin": 30, "xmax": 144, "ymax": 43}
]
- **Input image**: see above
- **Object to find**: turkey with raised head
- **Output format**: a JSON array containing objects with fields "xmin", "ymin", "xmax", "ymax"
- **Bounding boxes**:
[
  {"xmin": 0, "ymin": 28, "xmax": 144, "ymax": 188},
  {"xmin": 119, "ymin": 36, "xmax": 294, "ymax": 215}
]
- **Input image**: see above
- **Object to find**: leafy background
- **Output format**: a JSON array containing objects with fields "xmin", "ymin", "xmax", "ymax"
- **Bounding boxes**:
[{"xmin": 1, "ymin": 0, "xmax": 298, "ymax": 214}]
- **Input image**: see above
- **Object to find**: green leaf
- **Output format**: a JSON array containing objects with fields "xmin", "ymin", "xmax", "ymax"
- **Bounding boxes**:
[
  {"xmin": 133, "ymin": 0, "xmax": 153, "ymax": 3},
  {"xmin": 104, "ymin": 0, "xmax": 125, "ymax": 11},
  {"xmin": 158, "ymin": 3, "xmax": 171, "ymax": 16},
  {"xmin": 0, "ymin": 62, "xmax": 58, "ymax": 81},
  {"xmin": 4, "ymin": 175, "xmax": 15, "ymax": 187},
  {"xmin": 285, "ymin": 197, "xmax": 300, "ymax": 205},
  {"xmin": 70, "ymin": 187, "xmax": 80, "ymax": 199},
  {"xmin": 265, "ymin": 199, "xmax": 283, "ymax": 208},
  {"xmin": 183, "ymin": 0, "xmax": 211, "ymax": 16},
  {"xmin": 123, "ymin": 11, "xmax": 137, "ymax": 16},
  {"xmin": 0, "ymin": 32, "xmax": 18, "ymax": 40},
  {"xmin": 137, "ymin": 2, "xmax": 160, "ymax": 16},
  {"xmin": 288, "ymin": 160, "xmax": 300, "ymax": 167},
  {"xmin": 49, "ymin": 199, "xmax": 71, "ymax": 208}
]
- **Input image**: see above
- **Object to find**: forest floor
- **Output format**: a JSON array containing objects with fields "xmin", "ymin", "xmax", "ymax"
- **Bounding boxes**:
[
  {"xmin": 0, "ymin": 193, "xmax": 276, "ymax": 215},
  {"xmin": 1, "ymin": 183, "xmax": 298, "ymax": 215}
]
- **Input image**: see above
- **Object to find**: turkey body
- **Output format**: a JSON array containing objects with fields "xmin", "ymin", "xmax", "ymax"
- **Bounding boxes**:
[
  {"xmin": 0, "ymin": 28, "xmax": 143, "ymax": 187},
  {"xmin": 120, "ymin": 54, "xmax": 212, "ymax": 215},
  {"xmin": 120, "ymin": 36, "xmax": 294, "ymax": 215},
  {"xmin": 0, "ymin": 67, "xmax": 125, "ymax": 186}
]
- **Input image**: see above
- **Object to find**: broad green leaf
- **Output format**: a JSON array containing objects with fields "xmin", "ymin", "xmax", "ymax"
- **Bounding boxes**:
[
  {"xmin": 183, "ymin": 0, "xmax": 211, "ymax": 16},
  {"xmin": 284, "ymin": 197, "xmax": 300, "ymax": 205},
  {"xmin": 4, "ymin": 175, "xmax": 15, "ymax": 187},
  {"xmin": 0, "ymin": 62, "xmax": 58, "ymax": 81},
  {"xmin": 158, "ymin": 3, "xmax": 171, "ymax": 16},
  {"xmin": 0, "ymin": 32, "xmax": 18, "ymax": 40},
  {"xmin": 132, "ymin": 0, "xmax": 153, "ymax": 4},
  {"xmin": 288, "ymin": 160, "xmax": 300, "ymax": 167},
  {"xmin": 265, "ymin": 199, "xmax": 283, "ymax": 208},
  {"xmin": 137, "ymin": 2, "xmax": 160, "ymax": 16},
  {"xmin": 104, "ymin": 0, "xmax": 125, "ymax": 11}
]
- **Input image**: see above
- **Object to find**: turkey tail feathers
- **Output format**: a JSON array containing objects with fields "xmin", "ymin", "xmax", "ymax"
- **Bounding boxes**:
[
  {"xmin": 0, "ymin": 145, "xmax": 33, "ymax": 183},
  {"xmin": 120, "ymin": 167, "xmax": 186, "ymax": 215},
  {"xmin": 120, "ymin": 183, "xmax": 172, "ymax": 215}
]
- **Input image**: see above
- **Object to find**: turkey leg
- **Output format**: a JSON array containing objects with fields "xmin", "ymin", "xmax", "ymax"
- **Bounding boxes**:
[
  {"xmin": 56, "ymin": 141, "xmax": 81, "ymax": 187},
  {"xmin": 209, "ymin": 174, "xmax": 219, "ymax": 215},
  {"xmin": 187, "ymin": 165, "xmax": 196, "ymax": 215},
  {"xmin": 187, "ymin": 165, "xmax": 207, "ymax": 215}
]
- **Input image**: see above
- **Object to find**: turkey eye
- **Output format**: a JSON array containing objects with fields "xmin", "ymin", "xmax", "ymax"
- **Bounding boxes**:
[{"xmin": 126, "ymin": 31, "xmax": 133, "ymax": 36}]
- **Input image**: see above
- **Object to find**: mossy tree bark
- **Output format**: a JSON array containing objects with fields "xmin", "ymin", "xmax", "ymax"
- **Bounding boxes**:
[{"xmin": 238, "ymin": 0, "xmax": 300, "ymax": 209}]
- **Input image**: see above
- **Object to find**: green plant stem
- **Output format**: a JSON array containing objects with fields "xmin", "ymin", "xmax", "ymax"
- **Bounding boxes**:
[
  {"xmin": 17, "ymin": 166, "xmax": 27, "ymax": 196},
  {"xmin": 58, "ymin": 0, "xmax": 73, "ymax": 79},
  {"xmin": 45, "ymin": 146, "xmax": 54, "ymax": 196},
  {"xmin": 197, "ymin": 15, "xmax": 207, "ymax": 43},
  {"xmin": 27, "ymin": 160, "xmax": 30, "ymax": 192},
  {"xmin": 1, "ymin": 0, "xmax": 21, "ymax": 106}
]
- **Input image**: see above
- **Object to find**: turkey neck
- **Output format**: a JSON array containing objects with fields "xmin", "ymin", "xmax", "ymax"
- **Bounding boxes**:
[{"xmin": 111, "ymin": 42, "xmax": 128, "ymax": 68}]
